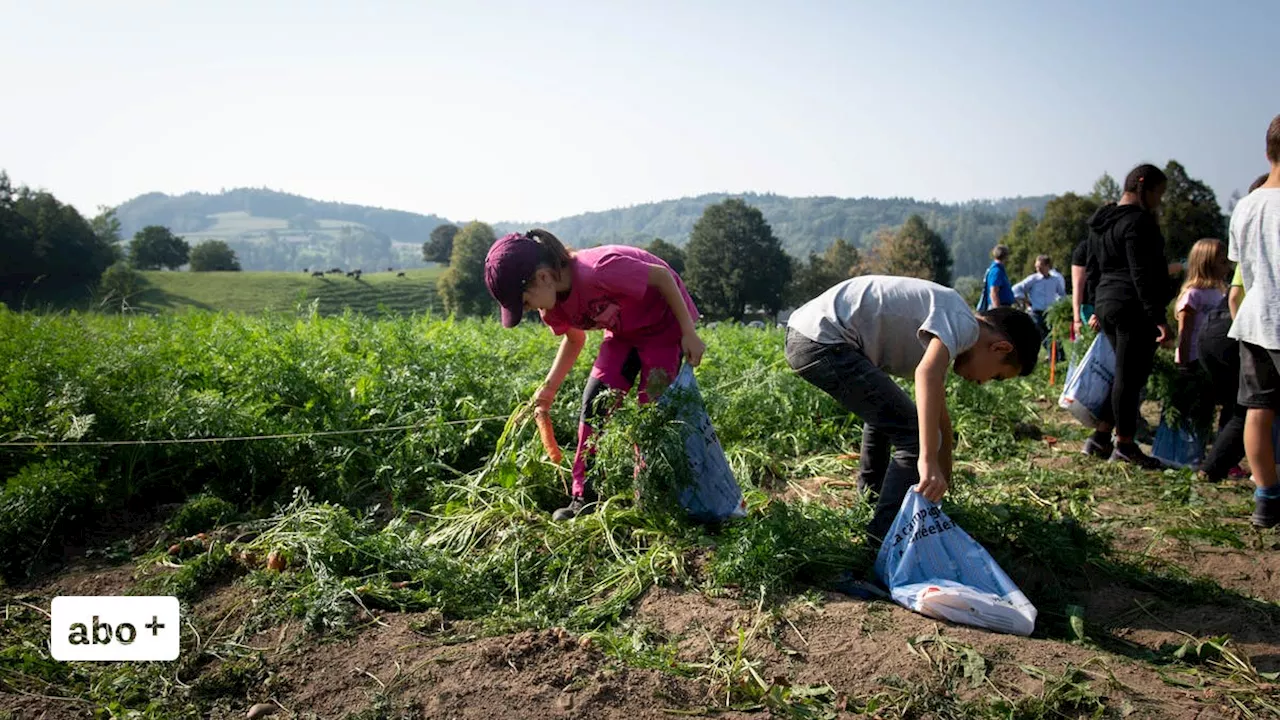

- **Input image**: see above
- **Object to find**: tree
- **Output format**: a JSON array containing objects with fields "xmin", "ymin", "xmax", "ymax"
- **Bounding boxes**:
[
  {"xmin": 1, "ymin": 172, "xmax": 116, "ymax": 303},
  {"xmin": 1160, "ymin": 160, "xmax": 1225, "ymax": 260},
  {"xmin": 1091, "ymin": 173, "xmax": 1121, "ymax": 204},
  {"xmin": 644, "ymin": 238, "xmax": 686, "ymax": 275},
  {"xmin": 786, "ymin": 238, "xmax": 865, "ymax": 306},
  {"xmin": 953, "ymin": 276, "xmax": 984, "ymax": 307},
  {"xmin": 97, "ymin": 261, "xmax": 143, "ymax": 310},
  {"xmin": 684, "ymin": 199, "xmax": 791, "ymax": 320},
  {"xmin": 438, "ymin": 221, "xmax": 497, "ymax": 317},
  {"xmin": 1026, "ymin": 193, "xmax": 1099, "ymax": 290},
  {"xmin": 189, "ymin": 240, "xmax": 242, "ymax": 271},
  {"xmin": 998, "ymin": 209, "xmax": 1039, "ymax": 278},
  {"xmin": 129, "ymin": 226, "xmax": 189, "ymax": 270},
  {"xmin": 423, "ymin": 224, "xmax": 459, "ymax": 265},
  {"xmin": 90, "ymin": 206, "xmax": 124, "ymax": 264},
  {"xmin": 870, "ymin": 215, "xmax": 952, "ymax": 286}
]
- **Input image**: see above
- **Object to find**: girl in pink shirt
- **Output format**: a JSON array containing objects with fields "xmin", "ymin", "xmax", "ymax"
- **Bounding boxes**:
[
  {"xmin": 484, "ymin": 229, "xmax": 706, "ymax": 520},
  {"xmin": 1174, "ymin": 239, "xmax": 1229, "ymax": 366}
]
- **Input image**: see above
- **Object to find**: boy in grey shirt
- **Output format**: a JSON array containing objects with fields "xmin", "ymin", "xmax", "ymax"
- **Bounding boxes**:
[
  {"xmin": 786, "ymin": 275, "xmax": 1042, "ymax": 543},
  {"xmin": 1227, "ymin": 113, "xmax": 1280, "ymax": 528}
]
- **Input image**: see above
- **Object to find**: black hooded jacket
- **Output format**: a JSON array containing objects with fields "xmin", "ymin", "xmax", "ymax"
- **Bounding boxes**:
[{"xmin": 1084, "ymin": 202, "xmax": 1172, "ymax": 327}]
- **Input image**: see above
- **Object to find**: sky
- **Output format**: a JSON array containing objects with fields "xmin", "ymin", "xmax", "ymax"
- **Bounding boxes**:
[{"xmin": 1, "ymin": 0, "xmax": 1275, "ymax": 224}]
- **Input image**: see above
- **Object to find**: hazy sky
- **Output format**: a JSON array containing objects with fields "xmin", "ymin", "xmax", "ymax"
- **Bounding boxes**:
[{"xmin": 2, "ymin": 1, "xmax": 1275, "ymax": 223}]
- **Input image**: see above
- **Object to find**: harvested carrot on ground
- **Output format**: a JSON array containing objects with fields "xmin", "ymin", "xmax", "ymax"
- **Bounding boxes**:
[{"xmin": 534, "ymin": 408, "xmax": 563, "ymax": 463}]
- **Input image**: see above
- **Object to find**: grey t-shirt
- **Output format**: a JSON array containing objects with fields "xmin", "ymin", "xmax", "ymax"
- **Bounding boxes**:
[
  {"xmin": 787, "ymin": 275, "xmax": 982, "ymax": 378},
  {"xmin": 1228, "ymin": 188, "xmax": 1280, "ymax": 350}
]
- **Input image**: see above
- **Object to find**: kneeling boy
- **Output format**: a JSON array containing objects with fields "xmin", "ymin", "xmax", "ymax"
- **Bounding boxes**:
[{"xmin": 785, "ymin": 275, "xmax": 1042, "ymax": 542}]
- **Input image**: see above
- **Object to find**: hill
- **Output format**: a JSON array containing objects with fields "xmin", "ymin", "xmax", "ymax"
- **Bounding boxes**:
[
  {"xmin": 495, "ymin": 192, "xmax": 1054, "ymax": 278},
  {"xmin": 116, "ymin": 188, "xmax": 1056, "ymax": 279},
  {"xmin": 119, "ymin": 267, "xmax": 445, "ymax": 316},
  {"xmin": 114, "ymin": 188, "xmax": 454, "ymax": 274}
]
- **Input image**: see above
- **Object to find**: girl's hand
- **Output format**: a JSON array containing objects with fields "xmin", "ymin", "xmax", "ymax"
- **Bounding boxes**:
[
  {"xmin": 533, "ymin": 384, "xmax": 556, "ymax": 411},
  {"xmin": 682, "ymin": 332, "xmax": 706, "ymax": 367}
]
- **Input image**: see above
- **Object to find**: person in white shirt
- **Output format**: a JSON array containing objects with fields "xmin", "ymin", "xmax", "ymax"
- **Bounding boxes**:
[
  {"xmin": 1227, "ymin": 113, "xmax": 1280, "ymax": 528},
  {"xmin": 785, "ymin": 276, "xmax": 1043, "ymax": 544},
  {"xmin": 1012, "ymin": 255, "xmax": 1067, "ymax": 359}
]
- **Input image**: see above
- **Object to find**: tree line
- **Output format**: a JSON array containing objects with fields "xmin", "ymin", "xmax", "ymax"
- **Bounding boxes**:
[
  {"xmin": 0, "ymin": 171, "xmax": 246, "ymax": 308},
  {"xmin": 992, "ymin": 161, "xmax": 1224, "ymax": 293},
  {"xmin": 2, "ymin": 156, "xmax": 1227, "ymax": 315},
  {"xmin": 434, "ymin": 157, "xmax": 1225, "ymax": 323},
  {"xmin": 436, "ymin": 198, "xmax": 953, "ymax": 322}
]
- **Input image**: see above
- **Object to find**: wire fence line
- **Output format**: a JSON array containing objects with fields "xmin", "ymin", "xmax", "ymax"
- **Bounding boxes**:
[{"xmin": 0, "ymin": 414, "xmax": 514, "ymax": 449}]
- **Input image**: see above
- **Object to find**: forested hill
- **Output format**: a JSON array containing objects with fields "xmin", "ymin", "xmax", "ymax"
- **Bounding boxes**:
[
  {"xmin": 116, "ymin": 188, "xmax": 452, "ymax": 241},
  {"xmin": 494, "ymin": 192, "xmax": 1054, "ymax": 278},
  {"xmin": 115, "ymin": 188, "xmax": 1055, "ymax": 278}
]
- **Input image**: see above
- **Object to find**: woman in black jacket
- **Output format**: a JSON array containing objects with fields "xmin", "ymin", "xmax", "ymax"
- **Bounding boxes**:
[{"xmin": 1081, "ymin": 164, "xmax": 1173, "ymax": 469}]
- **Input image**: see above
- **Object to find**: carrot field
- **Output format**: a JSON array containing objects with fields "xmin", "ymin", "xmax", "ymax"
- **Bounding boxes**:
[{"xmin": 1, "ymin": 307, "xmax": 1278, "ymax": 719}]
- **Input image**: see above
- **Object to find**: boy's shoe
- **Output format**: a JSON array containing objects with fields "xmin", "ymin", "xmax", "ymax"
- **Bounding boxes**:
[
  {"xmin": 1082, "ymin": 435, "xmax": 1113, "ymax": 459},
  {"xmin": 552, "ymin": 497, "xmax": 594, "ymax": 522},
  {"xmin": 828, "ymin": 570, "xmax": 890, "ymax": 599},
  {"xmin": 1251, "ymin": 494, "xmax": 1280, "ymax": 529},
  {"xmin": 1109, "ymin": 443, "xmax": 1165, "ymax": 470}
]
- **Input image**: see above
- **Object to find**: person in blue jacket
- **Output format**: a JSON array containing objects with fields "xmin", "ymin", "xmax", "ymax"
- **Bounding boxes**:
[{"xmin": 978, "ymin": 245, "xmax": 1015, "ymax": 312}]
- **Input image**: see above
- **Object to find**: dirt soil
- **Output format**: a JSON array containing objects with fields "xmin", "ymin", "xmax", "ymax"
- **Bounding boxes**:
[{"xmin": 6, "ymin": 558, "xmax": 1279, "ymax": 719}]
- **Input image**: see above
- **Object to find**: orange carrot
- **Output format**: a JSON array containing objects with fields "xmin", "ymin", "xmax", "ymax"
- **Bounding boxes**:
[{"xmin": 534, "ymin": 409, "xmax": 563, "ymax": 463}]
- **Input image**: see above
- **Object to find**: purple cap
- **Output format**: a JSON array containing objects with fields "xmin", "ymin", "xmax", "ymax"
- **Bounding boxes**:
[{"xmin": 484, "ymin": 232, "xmax": 542, "ymax": 328}]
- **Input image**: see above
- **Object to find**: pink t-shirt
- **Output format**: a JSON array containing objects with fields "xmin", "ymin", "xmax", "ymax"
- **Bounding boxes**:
[
  {"xmin": 540, "ymin": 245, "xmax": 699, "ymax": 344},
  {"xmin": 1175, "ymin": 287, "xmax": 1225, "ymax": 364}
]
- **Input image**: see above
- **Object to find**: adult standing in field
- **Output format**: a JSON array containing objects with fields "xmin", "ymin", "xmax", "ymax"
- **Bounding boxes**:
[
  {"xmin": 785, "ymin": 276, "xmax": 1042, "ymax": 544},
  {"xmin": 1080, "ymin": 164, "xmax": 1174, "ymax": 469},
  {"xmin": 1071, "ymin": 240, "xmax": 1095, "ymax": 338},
  {"xmin": 483, "ymin": 229, "xmax": 709, "ymax": 521},
  {"xmin": 977, "ymin": 245, "xmax": 1015, "ymax": 312},
  {"xmin": 1012, "ymin": 254, "xmax": 1066, "ymax": 359},
  {"xmin": 1227, "ymin": 116, "xmax": 1280, "ymax": 528}
]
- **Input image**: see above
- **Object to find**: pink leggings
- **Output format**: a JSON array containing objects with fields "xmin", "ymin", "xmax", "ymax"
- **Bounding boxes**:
[{"xmin": 571, "ymin": 336, "xmax": 681, "ymax": 498}]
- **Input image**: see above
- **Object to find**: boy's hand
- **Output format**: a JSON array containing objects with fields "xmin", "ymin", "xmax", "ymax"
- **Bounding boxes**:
[
  {"xmin": 916, "ymin": 457, "xmax": 949, "ymax": 502},
  {"xmin": 682, "ymin": 332, "xmax": 706, "ymax": 367}
]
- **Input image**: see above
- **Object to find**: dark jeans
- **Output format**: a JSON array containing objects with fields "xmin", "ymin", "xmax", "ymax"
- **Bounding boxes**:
[
  {"xmin": 784, "ymin": 329, "xmax": 918, "ymax": 544},
  {"xmin": 1095, "ymin": 304, "xmax": 1159, "ymax": 440},
  {"xmin": 1198, "ymin": 338, "xmax": 1246, "ymax": 479}
]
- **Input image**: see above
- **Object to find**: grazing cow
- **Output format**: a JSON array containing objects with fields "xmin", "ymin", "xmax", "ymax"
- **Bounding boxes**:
[
  {"xmin": 311, "ymin": 271, "xmax": 325, "ymax": 277},
  {"xmin": 329, "ymin": 267, "xmax": 342, "ymax": 274},
  {"xmin": 353, "ymin": 269, "xmax": 363, "ymax": 279},
  {"xmin": 302, "ymin": 267, "xmax": 309, "ymax": 273},
  {"xmin": 396, "ymin": 272, "xmax": 406, "ymax": 277},
  {"xmin": 387, "ymin": 267, "xmax": 394, "ymax": 272},
  {"xmin": 345, "ymin": 271, "xmax": 355, "ymax": 277}
]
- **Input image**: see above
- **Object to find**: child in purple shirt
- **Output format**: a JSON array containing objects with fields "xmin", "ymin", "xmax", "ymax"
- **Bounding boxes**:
[{"xmin": 1174, "ymin": 239, "xmax": 1230, "ymax": 366}]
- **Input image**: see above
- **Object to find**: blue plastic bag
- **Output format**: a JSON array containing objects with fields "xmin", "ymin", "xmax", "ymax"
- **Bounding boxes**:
[
  {"xmin": 658, "ymin": 364, "xmax": 747, "ymax": 523},
  {"xmin": 1058, "ymin": 334, "xmax": 1115, "ymax": 428},
  {"xmin": 1151, "ymin": 416, "xmax": 1203, "ymax": 469},
  {"xmin": 874, "ymin": 492, "xmax": 1037, "ymax": 636}
]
